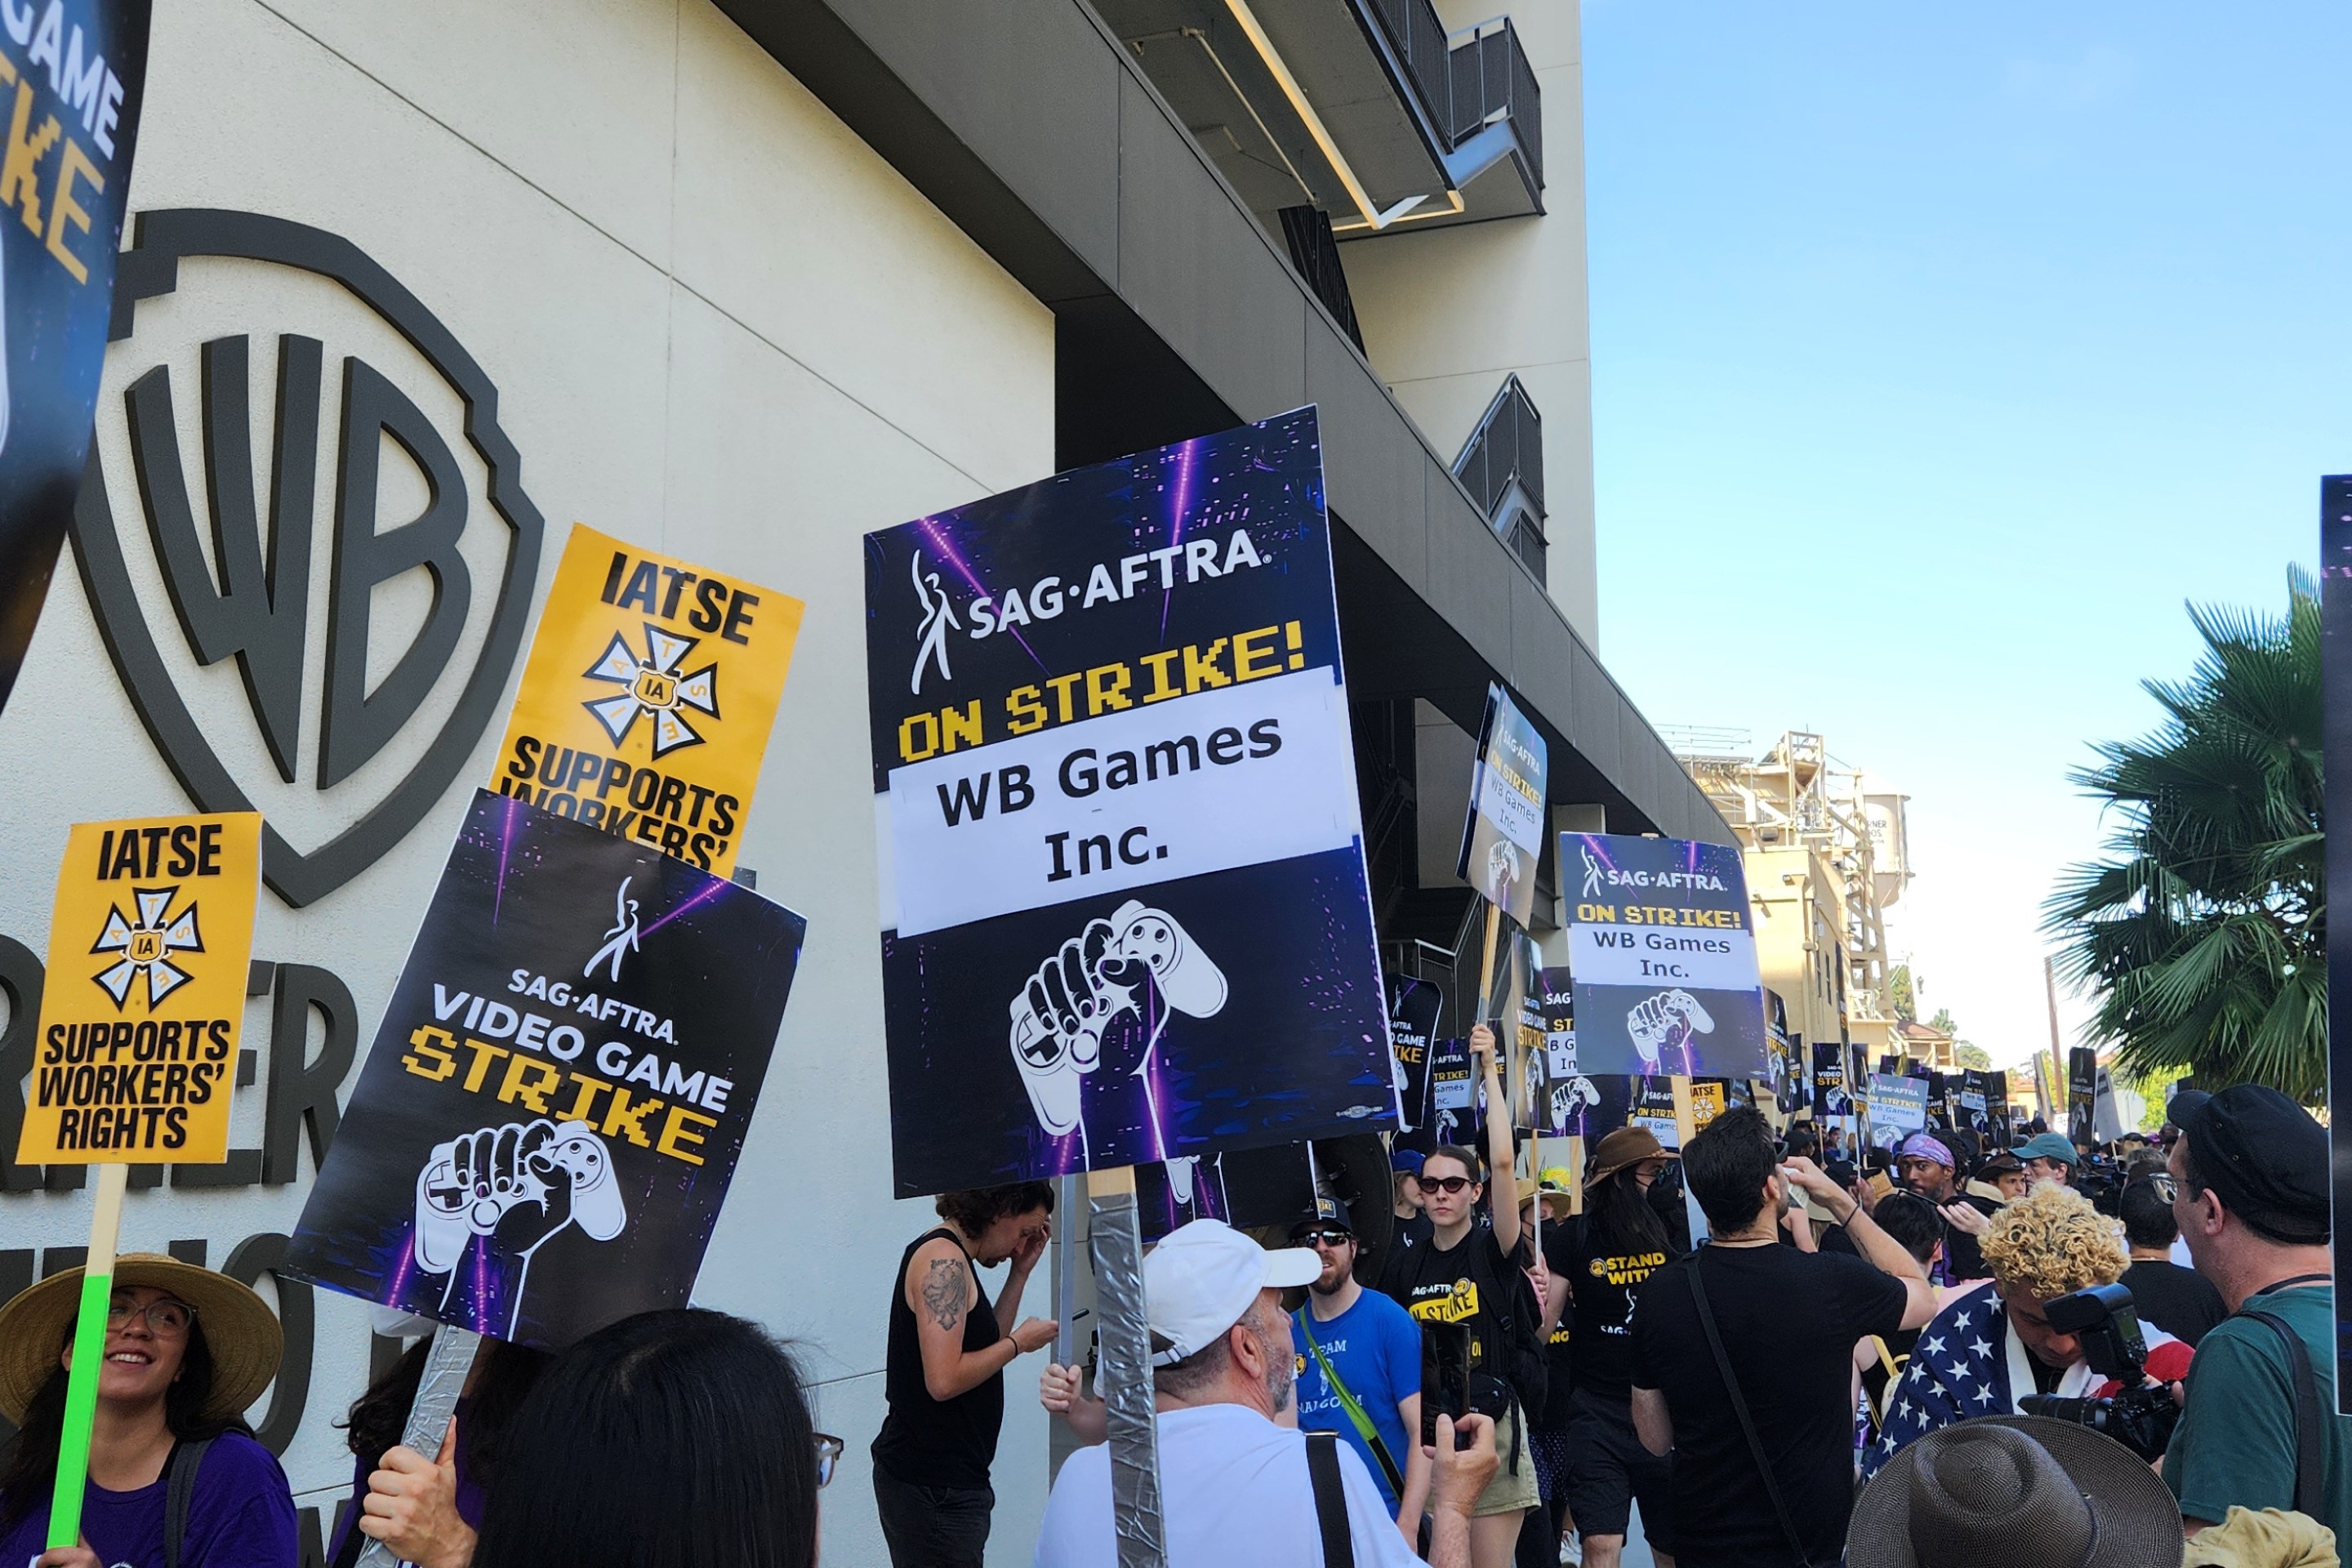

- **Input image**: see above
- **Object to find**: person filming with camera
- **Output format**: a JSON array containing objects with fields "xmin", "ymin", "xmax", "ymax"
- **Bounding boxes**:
[
  {"xmin": 2164, "ymin": 1085, "xmax": 2352, "ymax": 1541},
  {"xmin": 1863, "ymin": 1179, "xmax": 2194, "ymax": 1479}
]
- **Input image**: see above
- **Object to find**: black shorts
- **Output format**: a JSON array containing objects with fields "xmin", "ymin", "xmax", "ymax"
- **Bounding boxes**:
[{"xmin": 1561, "ymin": 1386, "xmax": 1675, "ymax": 1551}]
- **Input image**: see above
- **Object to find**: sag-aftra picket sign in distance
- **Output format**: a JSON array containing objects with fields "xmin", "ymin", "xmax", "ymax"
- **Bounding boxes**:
[{"xmin": 864, "ymin": 408, "xmax": 1394, "ymax": 1196}]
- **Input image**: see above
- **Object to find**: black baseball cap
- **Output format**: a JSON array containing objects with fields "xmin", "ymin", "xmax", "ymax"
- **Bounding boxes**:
[
  {"xmin": 1291, "ymin": 1196, "xmax": 1353, "ymax": 1236},
  {"xmin": 2178, "ymin": 1085, "xmax": 2328, "ymax": 1245}
]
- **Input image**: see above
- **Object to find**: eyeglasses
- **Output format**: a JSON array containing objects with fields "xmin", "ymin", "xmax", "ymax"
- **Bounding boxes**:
[
  {"xmin": 1420, "ymin": 1175, "xmax": 1474, "ymax": 1195},
  {"xmin": 813, "ymin": 1432, "xmax": 844, "ymax": 1488},
  {"xmin": 2147, "ymin": 1174, "xmax": 2179, "ymax": 1201},
  {"xmin": 1293, "ymin": 1227, "xmax": 1354, "ymax": 1249},
  {"xmin": 107, "ymin": 1295, "xmax": 194, "ymax": 1336}
]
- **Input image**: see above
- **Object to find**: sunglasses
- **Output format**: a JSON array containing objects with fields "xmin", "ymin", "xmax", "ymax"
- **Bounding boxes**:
[
  {"xmin": 813, "ymin": 1432, "xmax": 844, "ymax": 1488},
  {"xmin": 1420, "ymin": 1175, "xmax": 1475, "ymax": 1195},
  {"xmin": 1293, "ymin": 1227, "xmax": 1354, "ymax": 1248}
]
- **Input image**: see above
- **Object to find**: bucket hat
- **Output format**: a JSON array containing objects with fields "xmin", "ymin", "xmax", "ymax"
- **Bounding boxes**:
[
  {"xmin": 0, "ymin": 1254, "xmax": 283, "ymax": 1425},
  {"xmin": 1847, "ymin": 1417, "xmax": 2182, "ymax": 1568}
]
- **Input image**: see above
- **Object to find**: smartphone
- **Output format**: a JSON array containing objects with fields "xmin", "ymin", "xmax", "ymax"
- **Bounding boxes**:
[{"xmin": 1420, "ymin": 1322, "xmax": 1468, "ymax": 1447}]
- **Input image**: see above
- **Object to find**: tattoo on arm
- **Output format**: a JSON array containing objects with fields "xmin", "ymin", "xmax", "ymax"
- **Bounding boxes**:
[{"xmin": 922, "ymin": 1257, "xmax": 968, "ymax": 1332}]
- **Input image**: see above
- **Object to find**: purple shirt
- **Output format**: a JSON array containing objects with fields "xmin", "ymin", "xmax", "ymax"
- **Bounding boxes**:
[{"xmin": 0, "ymin": 1432, "xmax": 296, "ymax": 1568}]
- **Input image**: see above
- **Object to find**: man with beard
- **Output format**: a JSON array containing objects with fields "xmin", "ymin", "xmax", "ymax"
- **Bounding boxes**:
[
  {"xmin": 1290, "ymin": 1196, "xmax": 1430, "ymax": 1535},
  {"xmin": 1035, "ymin": 1219, "xmax": 1498, "ymax": 1568}
]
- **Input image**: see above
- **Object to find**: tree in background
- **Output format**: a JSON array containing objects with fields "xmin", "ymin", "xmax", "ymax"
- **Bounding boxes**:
[
  {"xmin": 1888, "ymin": 964, "xmax": 1918, "ymax": 1023},
  {"xmin": 1952, "ymin": 1043, "xmax": 1993, "ymax": 1072},
  {"xmin": 2045, "ymin": 569, "xmax": 2324, "ymax": 1102}
]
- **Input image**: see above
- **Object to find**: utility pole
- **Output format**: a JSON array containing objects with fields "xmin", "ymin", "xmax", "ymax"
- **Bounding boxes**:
[{"xmin": 2043, "ymin": 955, "xmax": 2065, "ymax": 1127}]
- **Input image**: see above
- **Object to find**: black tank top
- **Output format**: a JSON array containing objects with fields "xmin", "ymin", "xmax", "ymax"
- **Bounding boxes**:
[{"xmin": 871, "ymin": 1227, "xmax": 1004, "ymax": 1490}]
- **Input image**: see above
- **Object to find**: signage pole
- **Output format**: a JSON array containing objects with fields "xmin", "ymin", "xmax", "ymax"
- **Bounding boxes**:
[
  {"xmin": 47, "ymin": 1160, "xmax": 128, "ymax": 1551},
  {"xmin": 1472, "ymin": 902, "xmax": 1502, "ymax": 1025},
  {"xmin": 353, "ymin": 1327, "xmax": 485, "ymax": 1568},
  {"xmin": 1086, "ymin": 1165, "xmax": 1165, "ymax": 1568}
]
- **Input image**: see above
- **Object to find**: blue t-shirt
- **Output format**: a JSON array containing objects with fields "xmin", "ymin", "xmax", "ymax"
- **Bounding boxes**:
[
  {"xmin": 0, "ymin": 1431, "xmax": 297, "ymax": 1568},
  {"xmin": 1291, "ymin": 1288, "xmax": 1423, "ymax": 1512}
]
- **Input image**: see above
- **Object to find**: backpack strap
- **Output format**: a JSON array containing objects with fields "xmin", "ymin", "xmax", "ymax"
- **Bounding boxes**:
[
  {"xmin": 1304, "ymin": 1430, "xmax": 1356, "ymax": 1568},
  {"xmin": 2239, "ymin": 1309, "xmax": 2323, "ymax": 1520},
  {"xmin": 164, "ymin": 1437, "xmax": 216, "ymax": 1568},
  {"xmin": 1688, "ymin": 1254, "xmax": 1824, "ymax": 1568},
  {"xmin": 1294, "ymin": 1308, "xmax": 1407, "ymax": 1499}
]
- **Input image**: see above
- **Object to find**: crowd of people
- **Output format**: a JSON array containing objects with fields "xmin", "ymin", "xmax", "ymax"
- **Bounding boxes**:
[{"xmin": 0, "ymin": 1057, "xmax": 2343, "ymax": 1568}]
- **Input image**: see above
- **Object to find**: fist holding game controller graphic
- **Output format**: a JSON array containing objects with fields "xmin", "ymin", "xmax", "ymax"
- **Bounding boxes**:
[
  {"xmin": 1627, "ymin": 989, "xmax": 1714, "ymax": 1075},
  {"xmin": 1007, "ymin": 901, "xmax": 1228, "ymax": 1138},
  {"xmin": 414, "ymin": 1118, "xmax": 626, "ymax": 1279}
]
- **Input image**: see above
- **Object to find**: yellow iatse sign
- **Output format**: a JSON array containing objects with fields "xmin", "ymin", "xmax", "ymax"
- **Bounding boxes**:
[
  {"xmin": 16, "ymin": 813, "xmax": 263, "ymax": 1165},
  {"xmin": 490, "ymin": 523, "xmax": 804, "ymax": 879}
]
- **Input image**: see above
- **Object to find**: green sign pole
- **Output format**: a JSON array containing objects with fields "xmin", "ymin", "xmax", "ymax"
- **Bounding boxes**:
[{"xmin": 48, "ymin": 1160, "xmax": 128, "ymax": 1551}]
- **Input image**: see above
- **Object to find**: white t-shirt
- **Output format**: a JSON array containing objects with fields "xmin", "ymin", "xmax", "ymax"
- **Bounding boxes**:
[{"xmin": 1034, "ymin": 1402, "xmax": 1419, "ymax": 1568}]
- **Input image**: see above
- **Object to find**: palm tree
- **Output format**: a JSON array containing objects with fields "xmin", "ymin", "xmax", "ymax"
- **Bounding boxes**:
[{"xmin": 2043, "ymin": 568, "xmax": 2324, "ymax": 1102}]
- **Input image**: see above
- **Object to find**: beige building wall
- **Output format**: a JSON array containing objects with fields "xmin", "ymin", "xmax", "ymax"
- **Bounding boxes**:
[
  {"xmin": 0, "ymin": 2, "xmax": 1054, "ymax": 1563},
  {"xmin": 1337, "ymin": 0, "xmax": 1599, "ymax": 646}
]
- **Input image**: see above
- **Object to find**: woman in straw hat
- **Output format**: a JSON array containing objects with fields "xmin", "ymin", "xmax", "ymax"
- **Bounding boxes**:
[{"xmin": 0, "ymin": 1254, "xmax": 296, "ymax": 1567}]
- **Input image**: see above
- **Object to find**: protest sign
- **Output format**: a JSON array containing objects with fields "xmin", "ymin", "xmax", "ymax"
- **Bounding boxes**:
[
  {"xmin": 490, "ymin": 523, "xmax": 804, "ymax": 880},
  {"xmin": 16, "ymin": 813, "xmax": 262, "ymax": 1164},
  {"xmin": 17, "ymin": 808, "xmax": 253, "ymax": 1554},
  {"xmin": 864, "ymin": 409, "xmax": 1392, "ymax": 1195},
  {"xmin": 1867, "ymin": 1073, "xmax": 1929, "ymax": 1153},
  {"xmin": 0, "ymin": 0, "xmax": 149, "ymax": 722},
  {"xmin": 1458, "ymin": 683, "xmax": 1548, "ymax": 931},
  {"xmin": 1812, "ymin": 1040, "xmax": 1850, "ymax": 1119},
  {"xmin": 1986, "ymin": 1070, "xmax": 2011, "ymax": 1147},
  {"xmin": 1959, "ymin": 1070, "xmax": 1990, "ymax": 1141},
  {"xmin": 1632, "ymin": 1078, "xmax": 1681, "ymax": 1151},
  {"xmin": 2066, "ymin": 1046, "xmax": 2097, "ymax": 1145},
  {"xmin": 285, "ymin": 791, "xmax": 804, "ymax": 1348},
  {"xmin": 1687, "ymin": 1079, "xmax": 1728, "ymax": 1136},
  {"xmin": 1564, "ymin": 832, "xmax": 1766, "ymax": 1078},
  {"xmin": 1136, "ymin": 1153, "xmax": 1232, "ymax": 1240},
  {"xmin": 1425, "ymin": 1036, "xmax": 1490, "ymax": 1148},
  {"xmin": 1521, "ymin": 965, "xmax": 1598, "ymax": 1136},
  {"xmin": 1387, "ymin": 973, "xmax": 1441, "ymax": 1135}
]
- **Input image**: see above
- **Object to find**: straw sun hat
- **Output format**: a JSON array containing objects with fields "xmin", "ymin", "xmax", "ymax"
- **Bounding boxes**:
[
  {"xmin": 0, "ymin": 1254, "xmax": 283, "ymax": 1425},
  {"xmin": 1847, "ymin": 1416, "xmax": 2183, "ymax": 1568}
]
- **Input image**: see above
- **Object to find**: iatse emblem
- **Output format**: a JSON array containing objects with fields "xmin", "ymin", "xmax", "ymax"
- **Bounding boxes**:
[
  {"xmin": 90, "ymin": 885, "xmax": 203, "ymax": 1009},
  {"xmin": 582, "ymin": 623, "xmax": 720, "ymax": 759}
]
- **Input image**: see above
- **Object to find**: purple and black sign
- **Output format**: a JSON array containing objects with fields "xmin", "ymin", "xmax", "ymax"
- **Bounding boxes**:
[
  {"xmin": 283, "ymin": 790, "xmax": 804, "ymax": 1348},
  {"xmin": 864, "ymin": 409, "xmax": 1393, "ymax": 1195},
  {"xmin": 1563, "ymin": 831, "xmax": 1768, "ymax": 1080}
]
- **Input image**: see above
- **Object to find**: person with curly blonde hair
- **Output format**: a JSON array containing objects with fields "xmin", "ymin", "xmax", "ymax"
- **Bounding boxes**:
[{"xmin": 1861, "ymin": 1181, "xmax": 2198, "ymax": 1478}]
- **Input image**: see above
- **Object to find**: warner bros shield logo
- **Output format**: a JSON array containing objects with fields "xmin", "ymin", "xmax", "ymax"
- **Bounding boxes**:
[{"xmin": 71, "ymin": 210, "xmax": 545, "ymax": 907}]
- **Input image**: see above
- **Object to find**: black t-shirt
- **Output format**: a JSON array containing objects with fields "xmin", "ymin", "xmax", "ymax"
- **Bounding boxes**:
[
  {"xmin": 1538, "ymin": 1221, "xmax": 1579, "ymax": 1428},
  {"xmin": 1393, "ymin": 1214, "xmax": 1521, "ymax": 1386},
  {"xmin": 2122, "ymin": 1258, "xmax": 2228, "ymax": 1348},
  {"xmin": 1563, "ymin": 1216, "xmax": 1678, "ymax": 1403},
  {"xmin": 1377, "ymin": 1209, "xmax": 1436, "ymax": 1303},
  {"xmin": 1632, "ymin": 1244, "xmax": 1909, "ymax": 1568}
]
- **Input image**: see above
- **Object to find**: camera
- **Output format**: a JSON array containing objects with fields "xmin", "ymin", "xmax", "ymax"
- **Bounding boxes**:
[{"xmin": 2017, "ymin": 1281, "xmax": 2180, "ymax": 1461}]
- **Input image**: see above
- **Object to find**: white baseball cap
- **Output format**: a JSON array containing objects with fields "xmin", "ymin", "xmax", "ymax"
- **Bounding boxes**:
[{"xmin": 1145, "ymin": 1218, "xmax": 1321, "ymax": 1365}]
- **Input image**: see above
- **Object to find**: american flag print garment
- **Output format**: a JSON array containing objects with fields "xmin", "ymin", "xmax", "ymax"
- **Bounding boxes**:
[{"xmin": 1862, "ymin": 1281, "xmax": 2190, "ymax": 1479}]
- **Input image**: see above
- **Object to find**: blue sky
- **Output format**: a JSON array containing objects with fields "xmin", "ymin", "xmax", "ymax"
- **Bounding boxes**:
[{"xmin": 1581, "ymin": 2, "xmax": 2348, "ymax": 1071}]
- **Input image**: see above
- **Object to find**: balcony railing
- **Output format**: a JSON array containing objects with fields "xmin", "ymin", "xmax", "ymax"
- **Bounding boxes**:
[
  {"xmin": 1453, "ymin": 376, "xmax": 1546, "ymax": 585},
  {"xmin": 1357, "ymin": 0, "xmax": 1540, "ymax": 195},
  {"xmin": 1277, "ymin": 205, "xmax": 1365, "ymax": 352},
  {"xmin": 1446, "ymin": 18, "xmax": 1542, "ymax": 189},
  {"xmin": 1365, "ymin": 0, "xmax": 1453, "ymax": 145}
]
